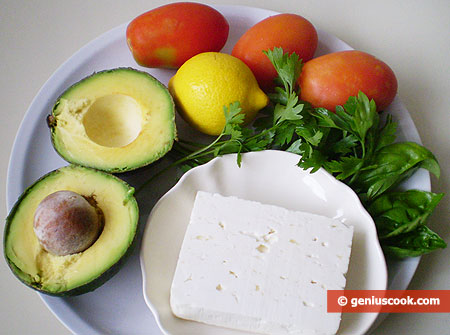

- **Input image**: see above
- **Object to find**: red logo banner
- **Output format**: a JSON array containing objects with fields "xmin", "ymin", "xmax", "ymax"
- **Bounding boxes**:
[{"xmin": 327, "ymin": 290, "xmax": 450, "ymax": 313}]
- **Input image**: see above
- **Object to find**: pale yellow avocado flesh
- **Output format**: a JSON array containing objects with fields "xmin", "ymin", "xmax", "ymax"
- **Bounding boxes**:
[
  {"xmin": 4, "ymin": 165, "xmax": 138, "ymax": 294},
  {"xmin": 50, "ymin": 68, "xmax": 176, "ymax": 172}
]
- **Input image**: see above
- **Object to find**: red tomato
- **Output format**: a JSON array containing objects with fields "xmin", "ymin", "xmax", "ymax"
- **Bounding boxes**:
[
  {"xmin": 126, "ymin": 3, "xmax": 229, "ymax": 68},
  {"xmin": 299, "ymin": 50, "xmax": 398, "ymax": 111},
  {"xmin": 232, "ymin": 13, "xmax": 318, "ymax": 91}
]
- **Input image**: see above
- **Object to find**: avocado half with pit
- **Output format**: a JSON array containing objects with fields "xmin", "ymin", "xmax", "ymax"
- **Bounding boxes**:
[
  {"xmin": 4, "ymin": 165, "xmax": 139, "ymax": 296},
  {"xmin": 48, "ymin": 68, "xmax": 176, "ymax": 173}
]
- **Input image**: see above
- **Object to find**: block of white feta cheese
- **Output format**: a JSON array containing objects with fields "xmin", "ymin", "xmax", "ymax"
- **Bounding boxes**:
[{"xmin": 170, "ymin": 191, "xmax": 354, "ymax": 335}]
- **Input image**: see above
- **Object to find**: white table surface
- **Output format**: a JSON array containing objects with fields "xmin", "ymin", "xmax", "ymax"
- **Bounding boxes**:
[{"xmin": 1, "ymin": 1, "xmax": 449, "ymax": 334}]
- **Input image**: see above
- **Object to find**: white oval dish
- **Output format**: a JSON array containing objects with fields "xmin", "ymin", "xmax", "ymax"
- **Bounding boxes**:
[
  {"xmin": 141, "ymin": 150, "xmax": 388, "ymax": 335},
  {"xmin": 6, "ymin": 4, "xmax": 427, "ymax": 334}
]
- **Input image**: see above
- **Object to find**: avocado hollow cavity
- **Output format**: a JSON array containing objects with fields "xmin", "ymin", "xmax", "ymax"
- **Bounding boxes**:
[{"xmin": 82, "ymin": 94, "xmax": 143, "ymax": 148}]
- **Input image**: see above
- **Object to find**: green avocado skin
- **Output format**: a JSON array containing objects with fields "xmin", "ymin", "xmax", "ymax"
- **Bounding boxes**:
[
  {"xmin": 48, "ymin": 67, "xmax": 176, "ymax": 173},
  {"xmin": 4, "ymin": 165, "xmax": 139, "ymax": 296}
]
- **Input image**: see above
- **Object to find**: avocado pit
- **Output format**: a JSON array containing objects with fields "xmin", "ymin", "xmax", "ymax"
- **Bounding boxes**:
[{"xmin": 33, "ymin": 190, "xmax": 104, "ymax": 256}]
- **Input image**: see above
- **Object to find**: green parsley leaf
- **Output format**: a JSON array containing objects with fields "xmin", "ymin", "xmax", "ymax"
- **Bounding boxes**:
[{"xmin": 264, "ymin": 47, "xmax": 302, "ymax": 92}]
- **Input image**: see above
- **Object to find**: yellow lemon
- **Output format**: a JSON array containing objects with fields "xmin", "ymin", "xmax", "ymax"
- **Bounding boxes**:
[{"xmin": 168, "ymin": 52, "xmax": 269, "ymax": 135}]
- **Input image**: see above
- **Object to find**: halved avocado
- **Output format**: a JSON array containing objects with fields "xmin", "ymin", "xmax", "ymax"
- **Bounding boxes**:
[
  {"xmin": 4, "ymin": 165, "xmax": 139, "ymax": 296},
  {"xmin": 48, "ymin": 68, "xmax": 176, "ymax": 173}
]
